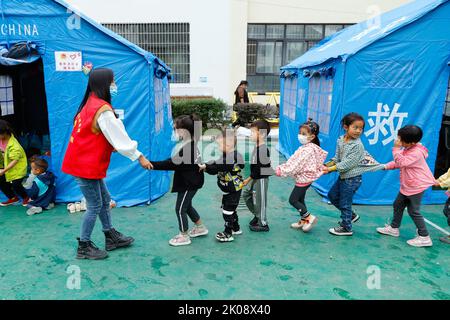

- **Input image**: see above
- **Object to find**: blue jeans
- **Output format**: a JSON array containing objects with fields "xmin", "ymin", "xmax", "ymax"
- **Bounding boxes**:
[
  {"xmin": 328, "ymin": 175, "xmax": 362, "ymax": 231},
  {"xmin": 75, "ymin": 178, "xmax": 113, "ymax": 241}
]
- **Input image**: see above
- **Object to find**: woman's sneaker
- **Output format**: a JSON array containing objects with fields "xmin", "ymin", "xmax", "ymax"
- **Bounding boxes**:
[
  {"xmin": 216, "ymin": 232, "xmax": 234, "ymax": 242},
  {"xmin": 169, "ymin": 233, "xmax": 191, "ymax": 246},
  {"xmin": 26, "ymin": 206, "xmax": 43, "ymax": 216},
  {"xmin": 301, "ymin": 215, "xmax": 317, "ymax": 233},
  {"xmin": 376, "ymin": 225, "xmax": 400, "ymax": 237},
  {"xmin": 188, "ymin": 225, "xmax": 209, "ymax": 238},
  {"xmin": 0, "ymin": 197, "xmax": 19, "ymax": 206},
  {"xmin": 291, "ymin": 220, "xmax": 305, "ymax": 230},
  {"xmin": 329, "ymin": 225, "xmax": 353, "ymax": 236},
  {"xmin": 407, "ymin": 235, "xmax": 433, "ymax": 247}
]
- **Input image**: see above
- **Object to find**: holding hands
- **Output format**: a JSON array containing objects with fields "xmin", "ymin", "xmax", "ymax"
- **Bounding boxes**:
[
  {"xmin": 139, "ymin": 155, "xmax": 153, "ymax": 170},
  {"xmin": 243, "ymin": 177, "xmax": 252, "ymax": 186},
  {"xmin": 198, "ymin": 163, "xmax": 206, "ymax": 172}
]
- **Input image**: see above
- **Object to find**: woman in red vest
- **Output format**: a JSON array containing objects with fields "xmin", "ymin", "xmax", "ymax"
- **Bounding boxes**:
[{"xmin": 62, "ymin": 68, "xmax": 152, "ymax": 260}]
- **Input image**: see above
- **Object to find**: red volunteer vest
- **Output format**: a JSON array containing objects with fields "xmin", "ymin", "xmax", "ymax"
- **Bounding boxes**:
[{"xmin": 62, "ymin": 94, "xmax": 115, "ymax": 179}]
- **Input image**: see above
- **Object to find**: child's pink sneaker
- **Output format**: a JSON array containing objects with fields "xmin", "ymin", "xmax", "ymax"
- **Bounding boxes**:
[
  {"xmin": 169, "ymin": 233, "xmax": 191, "ymax": 247},
  {"xmin": 376, "ymin": 225, "xmax": 400, "ymax": 237},
  {"xmin": 188, "ymin": 225, "xmax": 209, "ymax": 238},
  {"xmin": 407, "ymin": 235, "xmax": 433, "ymax": 247}
]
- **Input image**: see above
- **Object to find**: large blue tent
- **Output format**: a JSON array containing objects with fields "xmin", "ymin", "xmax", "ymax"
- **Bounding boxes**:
[
  {"xmin": 279, "ymin": 0, "xmax": 450, "ymax": 205},
  {"xmin": 0, "ymin": 0, "xmax": 174, "ymax": 206}
]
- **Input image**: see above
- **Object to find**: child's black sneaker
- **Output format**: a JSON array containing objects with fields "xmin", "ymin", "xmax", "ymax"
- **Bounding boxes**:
[
  {"xmin": 249, "ymin": 217, "xmax": 258, "ymax": 226},
  {"xmin": 76, "ymin": 238, "xmax": 108, "ymax": 260},
  {"xmin": 216, "ymin": 232, "xmax": 234, "ymax": 242},
  {"xmin": 337, "ymin": 212, "xmax": 360, "ymax": 225},
  {"xmin": 249, "ymin": 224, "xmax": 270, "ymax": 232},
  {"xmin": 329, "ymin": 226, "xmax": 353, "ymax": 236}
]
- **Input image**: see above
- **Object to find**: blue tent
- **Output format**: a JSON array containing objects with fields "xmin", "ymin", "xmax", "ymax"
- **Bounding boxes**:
[
  {"xmin": 279, "ymin": 0, "xmax": 450, "ymax": 205},
  {"xmin": 0, "ymin": 0, "xmax": 174, "ymax": 206}
]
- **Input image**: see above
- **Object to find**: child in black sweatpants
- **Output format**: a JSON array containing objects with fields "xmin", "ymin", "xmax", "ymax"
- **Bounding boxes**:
[
  {"xmin": 243, "ymin": 119, "xmax": 274, "ymax": 232},
  {"xmin": 199, "ymin": 130, "xmax": 245, "ymax": 242},
  {"xmin": 151, "ymin": 114, "xmax": 208, "ymax": 247}
]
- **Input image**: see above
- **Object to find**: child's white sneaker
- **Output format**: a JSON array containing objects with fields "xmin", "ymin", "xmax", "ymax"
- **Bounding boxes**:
[
  {"xmin": 376, "ymin": 224, "xmax": 400, "ymax": 237},
  {"xmin": 46, "ymin": 203, "xmax": 55, "ymax": 210},
  {"xmin": 301, "ymin": 214, "xmax": 317, "ymax": 233},
  {"xmin": 169, "ymin": 233, "xmax": 191, "ymax": 246},
  {"xmin": 74, "ymin": 202, "xmax": 82, "ymax": 212},
  {"xmin": 67, "ymin": 203, "xmax": 76, "ymax": 213},
  {"xmin": 27, "ymin": 206, "xmax": 43, "ymax": 216},
  {"xmin": 407, "ymin": 235, "xmax": 433, "ymax": 247},
  {"xmin": 188, "ymin": 225, "xmax": 209, "ymax": 238},
  {"xmin": 291, "ymin": 220, "xmax": 305, "ymax": 229}
]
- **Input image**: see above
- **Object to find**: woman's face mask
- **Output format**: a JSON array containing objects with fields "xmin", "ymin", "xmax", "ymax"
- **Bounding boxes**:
[{"xmin": 110, "ymin": 83, "xmax": 118, "ymax": 98}]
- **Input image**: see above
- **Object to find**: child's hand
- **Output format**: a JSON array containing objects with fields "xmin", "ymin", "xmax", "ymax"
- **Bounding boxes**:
[
  {"xmin": 0, "ymin": 169, "xmax": 4, "ymax": 176},
  {"xmin": 394, "ymin": 138, "xmax": 402, "ymax": 148},
  {"xmin": 322, "ymin": 166, "xmax": 330, "ymax": 175},
  {"xmin": 243, "ymin": 177, "xmax": 252, "ymax": 186},
  {"xmin": 198, "ymin": 164, "xmax": 206, "ymax": 172}
]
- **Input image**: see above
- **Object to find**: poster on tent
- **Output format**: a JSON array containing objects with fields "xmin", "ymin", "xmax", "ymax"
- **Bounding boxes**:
[{"xmin": 55, "ymin": 51, "xmax": 82, "ymax": 72}]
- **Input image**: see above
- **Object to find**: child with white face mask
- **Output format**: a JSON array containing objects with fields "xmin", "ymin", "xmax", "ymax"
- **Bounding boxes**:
[{"xmin": 275, "ymin": 119, "xmax": 328, "ymax": 232}]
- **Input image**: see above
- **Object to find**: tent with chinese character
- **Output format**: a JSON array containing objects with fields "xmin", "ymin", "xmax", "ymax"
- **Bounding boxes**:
[
  {"xmin": 278, "ymin": 0, "xmax": 450, "ymax": 204},
  {"xmin": 0, "ymin": 0, "xmax": 174, "ymax": 206}
]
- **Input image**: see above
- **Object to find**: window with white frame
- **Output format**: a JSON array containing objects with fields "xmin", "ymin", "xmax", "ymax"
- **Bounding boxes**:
[
  {"xmin": 307, "ymin": 76, "xmax": 333, "ymax": 135},
  {"xmin": 283, "ymin": 77, "xmax": 297, "ymax": 121},
  {"xmin": 0, "ymin": 75, "xmax": 14, "ymax": 116}
]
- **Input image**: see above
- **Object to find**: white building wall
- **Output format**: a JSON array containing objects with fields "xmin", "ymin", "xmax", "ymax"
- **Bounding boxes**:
[{"xmin": 65, "ymin": 0, "xmax": 411, "ymax": 104}]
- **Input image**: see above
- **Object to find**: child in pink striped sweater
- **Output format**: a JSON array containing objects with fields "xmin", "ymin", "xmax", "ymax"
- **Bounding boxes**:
[
  {"xmin": 276, "ymin": 120, "xmax": 328, "ymax": 232},
  {"xmin": 377, "ymin": 125, "xmax": 437, "ymax": 247}
]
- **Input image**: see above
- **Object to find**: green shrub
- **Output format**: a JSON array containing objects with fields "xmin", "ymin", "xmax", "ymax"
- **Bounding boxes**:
[
  {"xmin": 171, "ymin": 98, "xmax": 229, "ymax": 129},
  {"xmin": 233, "ymin": 103, "xmax": 279, "ymax": 126}
]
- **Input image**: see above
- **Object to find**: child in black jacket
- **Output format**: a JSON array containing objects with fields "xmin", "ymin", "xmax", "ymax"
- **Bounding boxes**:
[
  {"xmin": 151, "ymin": 114, "xmax": 208, "ymax": 247},
  {"xmin": 199, "ymin": 130, "xmax": 245, "ymax": 242}
]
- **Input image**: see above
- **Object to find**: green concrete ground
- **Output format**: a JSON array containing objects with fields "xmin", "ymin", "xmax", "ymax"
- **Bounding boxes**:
[{"xmin": 0, "ymin": 140, "xmax": 449, "ymax": 300}]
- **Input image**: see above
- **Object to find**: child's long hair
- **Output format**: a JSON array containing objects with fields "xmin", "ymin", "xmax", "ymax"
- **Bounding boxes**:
[
  {"xmin": 300, "ymin": 119, "xmax": 320, "ymax": 146},
  {"xmin": 174, "ymin": 114, "xmax": 201, "ymax": 141},
  {"xmin": 0, "ymin": 119, "xmax": 15, "ymax": 137},
  {"xmin": 75, "ymin": 68, "xmax": 115, "ymax": 120},
  {"xmin": 341, "ymin": 112, "xmax": 365, "ymax": 129}
]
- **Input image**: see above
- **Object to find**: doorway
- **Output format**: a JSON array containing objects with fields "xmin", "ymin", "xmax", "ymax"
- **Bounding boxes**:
[
  {"xmin": 0, "ymin": 58, "xmax": 50, "ymax": 158},
  {"xmin": 434, "ymin": 76, "xmax": 450, "ymax": 180}
]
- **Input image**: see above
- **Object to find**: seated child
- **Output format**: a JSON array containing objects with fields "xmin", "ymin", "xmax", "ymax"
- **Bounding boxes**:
[
  {"xmin": 435, "ymin": 167, "xmax": 450, "ymax": 244},
  {"xmin": 22, "ymin": 156, "xmax": 56, "ymax": 216},
  {"xmin": 377, "ymin": 125, "xmax": 437, "ymax": 247},
  {"xmin": 199, "ymin": 129, "xmax": 245, "ymax": 242},
  {"xmin": 276, "ymin": 119, "xmax": 328, "ymax": 232}
]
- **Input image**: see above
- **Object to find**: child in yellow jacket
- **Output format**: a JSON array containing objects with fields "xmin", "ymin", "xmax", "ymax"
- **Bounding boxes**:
[
  {"xmin": 0, "ymin": 120, "xmax": 29, "ymax": 206},
  {"xmin": 436, "ymin": 168, "xmax": 450, "ymax": 244}
]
